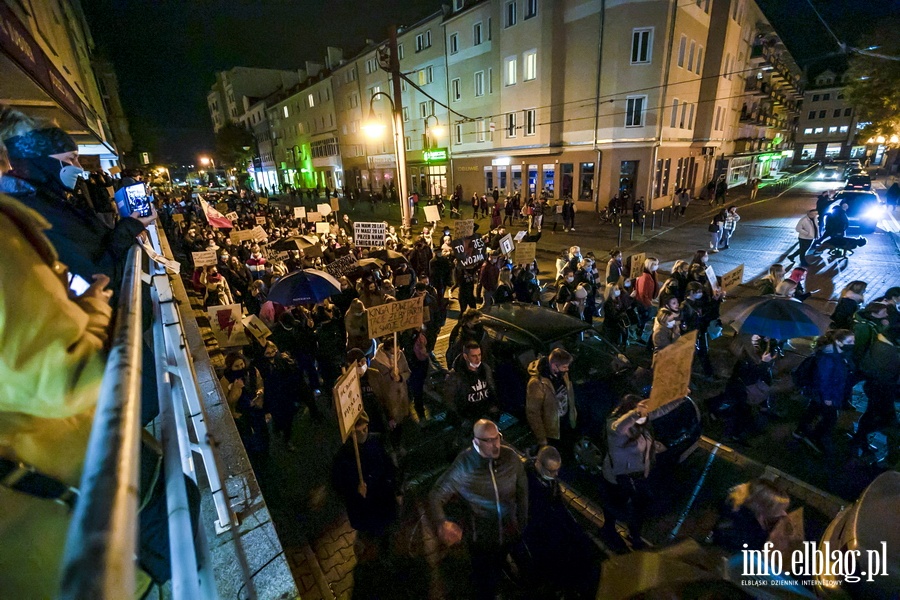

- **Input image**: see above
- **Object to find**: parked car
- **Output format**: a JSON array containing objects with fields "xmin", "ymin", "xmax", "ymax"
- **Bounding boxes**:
[
  {"xmin": 843, "ymin": 166, "xmax": 865, "ymax": 179},
  {"xmin": 845, "ymin": 173, "xmax": 872, "ymax": 191},
  {"xmin": 819, "ymin": 165, "xmax": 842, "ymax": 181},
  {"xmin": 829, "ymin": 190, "xmax": 884, "ymax": 233},
  {"xmin": 478, "ymin": 303, "xmax": 702, "ymax": 468}
]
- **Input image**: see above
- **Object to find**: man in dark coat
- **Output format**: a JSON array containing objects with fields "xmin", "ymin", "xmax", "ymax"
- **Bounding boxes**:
[{"xmin": 253, "ymin": 342, "xmax": 314, "ymax": 450}]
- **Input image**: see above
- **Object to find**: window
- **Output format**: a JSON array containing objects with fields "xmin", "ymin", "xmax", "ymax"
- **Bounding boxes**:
[
  {"xmin": 505, "ymin": 1, "xmax": 517, "ymax": 27},
  {"xmin": 525, "ymin": 0, "xmax": 537, "ymax": 19},
  {"xmin": 307, "ymin": 94, "xmax": 315, "ymax": 108},
  {"xmin": 697, "ymin": 0, "xmax": 711, "ymax": 13},
  {"xmin": 487, "ymin": 17, "xmax": 492, "ymax": 40},
  {"xmin": 828, "ymin": 126, "xmax": 838, "ymax": 134},
  {"xmin": 524, "ymin": 50, "xmax": 537, "ymax": 81},
  {"xmin": 631, "ymin": 28, "xmax": 653, "ymax": 64},
  {"xmin": 679, "ymin": 101, "xmax": 687, "ymax": 128},
  {"xmin": 803, "ymin": 128, "xmax": 813, "ymax": 134},
  {"xmin": 402, "ymin": 107, "xmax": 409, "ymax": 121},
  {"xmin": 505, "ymin": 56, "xmax": 517, "ymax": 85},
  {"xmin": 454, "ymin": 0, "xmax": 464, "ymax": 9},
  {"xmin": 808, "ymin": 110, "xmax": 816, "ymax": 119},
  {"xmin": 347, "ymin": 67, "xmax": 357, "ymax": 82},
  {"xmin": 688, "ymin": 40, "xmax": 696, "ymax": 71},
  {"xmin": 398, "ymin": 44, "xmax": 404, "ymax": 60},
  {"xmin": 670, "ymin": 99, "xmax": 679, "ymax": 128},
  {"xmin": 677, "ymin": 35, "xmax": 687, "ymax": 67},
  {"xmin": 833, "ymin": 109, "xmax": 841, "ymax": 118},
  {"xmin": 401, "ymin": 79, "xmax": 408, "ymax": 92},
  {"xmin": 819, "ymin": 110, "xmax": 826, "ymax": 118},
  {"xmin": 405, "ymin": 136, "xmax": 411, "ymax": 151},
  {"xmin": 449, "ymin": 33, "xmax": 459, "ymax": 54},
  {"xmin": 323, "ymin": 87, "xmax": 330, "ymax": 101},
  {"xmin": 625, "ymin": 95, "xmax": 646, "ymax": 127},
  {"xmin": 476, "ymin": 119, "xmax": 486, "ymax": 142},
  {"xmin": 455, "ymin": 123, "xmax": 463, "ymax": 144},
  {"xmin": 823, "ymin": 93, "xmax": 830, "ymax": 101},
  {"xmin": 812, "ymin": 94, "xmax": 820, "ymax": 102},
  {"xmin": 506, "ymin": 112, "xmax": 517, "ymax": 137},
  {"xmin": 283, "ymin": 106, "xmax": 289, "ymax": 118},
  {"xmin": 474, "ymin": 22, "xmax": 483, "ymax": 45},
  {"xmin": 839, "ymin": 125, "xmax": 849, "ymax": 133},
  {"xmin": 370, "ymin": 85, "xmax": 381, "ymax": 97},
  {"xmin": 724, "ymin": 53, "xmax": 732, "ymax": 79},
  {"xmin": 525, "ymin": 109, "xmax": 536, "ymax": 135},
  {"xmin": 488, "ymin": 68, "xmax": 494, "ymax": 93},
  {"xmin": 844, "ymin": 108, "xmax": 852, "ymax": 117},
  {"xmin": 814, "ymin": 127, "xmax": 824, "ymax": 134},
  {"xmin": 418, "ymin": 66, "xmax": 434, "ymax": 85},
  {"xmin": 715, "ymin": 106, "xmax": 722, "ymax": 130},
  {"xmin": 418, "ymin": 101, "xmax": 434, "ymax": 118},
  {"xmin": 474, "ymin": 71, "xmax": 485, "ymax": 96},
  {"xmin": 451, "ymin": 78, "xmax": 461, "ymax": 102},
  {"xmin": 695, "ymin": 46, "xmax": 703, "ymax": 74},
  {"xmin": 688, "ymin": 103, "xmax": 695, "ymax": 128},
  {"xmin": 415, "ymin": 31, "xmax": 432, "ymax": 51},
  {"xmin": 365, "ymin": 58, "xmax": 378, "ymax": 74}
]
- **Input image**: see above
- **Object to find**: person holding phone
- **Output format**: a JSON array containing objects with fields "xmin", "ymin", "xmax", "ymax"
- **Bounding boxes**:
[{"xmin": 220, "ymin": 351, "xmax": 271, "ymax": 471}]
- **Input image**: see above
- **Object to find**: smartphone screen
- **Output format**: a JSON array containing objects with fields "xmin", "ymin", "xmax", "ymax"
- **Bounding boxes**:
[{"xmin": 124, "ymin": 183, "xmax": 152, "ymax": 217}]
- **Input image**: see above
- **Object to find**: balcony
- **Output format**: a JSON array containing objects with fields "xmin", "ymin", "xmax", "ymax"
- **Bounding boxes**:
[{"xmin": 744, "ymin": 80, "xmax": 770, "ymax": 97}]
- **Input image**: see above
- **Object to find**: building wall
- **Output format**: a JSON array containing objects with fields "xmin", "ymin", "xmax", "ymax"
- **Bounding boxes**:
[{"xmin": 794, "ymin": 80, "xmax": 856, "ymax": 161}]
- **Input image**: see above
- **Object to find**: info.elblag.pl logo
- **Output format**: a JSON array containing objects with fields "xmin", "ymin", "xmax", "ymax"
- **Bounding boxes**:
[{"xmin": 742, "ymin": 541, "xmax": 890, "ymax": 587}]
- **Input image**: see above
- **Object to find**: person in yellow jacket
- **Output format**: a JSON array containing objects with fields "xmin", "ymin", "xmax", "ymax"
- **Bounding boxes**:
[
  {"xmin": 0, "ymin": 193, "xmax": 113, "ymax": 598},
  {"xmin": 526, "ymin": 348, "xmax": 577, "ymax": 450}
]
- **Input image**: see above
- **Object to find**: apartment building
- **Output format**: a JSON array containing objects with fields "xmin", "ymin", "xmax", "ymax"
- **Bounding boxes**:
[
  {"xmin": 794, "ymin": 69, "xmax": 857, "ymax": 162},
  {"xmin": 1, "ymin": 0, "xmax": 128, "ymax": 169},
  {"xmin": 207, "ymin": 67, "xmax": 300, "ymax": 133}
]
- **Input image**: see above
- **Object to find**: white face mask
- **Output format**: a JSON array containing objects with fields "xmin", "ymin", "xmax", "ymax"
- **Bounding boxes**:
[
  {"xmin": 60, "ymin": 164, "xmax": 85, "ymax": 190},
  {"xmin": 357, "ymin": 363, "xmax": 367, "ymax": 376},
  {"xmin": 567, "ymin": 277, "xmax": 574, "ymax": 283},
  {"xmin": 468, "ymin": 361, "xmax": 482, "ymax": 370},
  {"xmin": 624, "ymin": 281, "xmax": 631, "ymax": 288},
  {"xmin": 666, "ymin": 319, "xmax": 676, "ymax": 329},
  {"xmin": 651, "ymin": 265, "xmax": 659, "ymax": 272},
  {"xmin": 635, "ymin": 416, "xmax": 648, "ymax": 425},
  {"xmin": 613, "ymin": 290, "xmax": 621, "ymax": 297}
]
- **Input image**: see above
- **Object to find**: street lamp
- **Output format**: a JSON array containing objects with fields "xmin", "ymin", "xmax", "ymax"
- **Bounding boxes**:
[
  {"xmin": 199, "ymin": 156, "xmax": 216, "ymax": 170},
  {"xmin": 423, "ymin": 112, "xmax": 445, "ymax": 150},
  {"xmin": 362, "ymin": 91, "xmax": 410, "ymax": 233}
]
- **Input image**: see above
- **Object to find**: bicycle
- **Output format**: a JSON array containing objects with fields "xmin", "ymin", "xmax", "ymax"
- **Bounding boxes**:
[{"xmin": 599, "ymin": 207, "xmax": 620, "ymax": 225}]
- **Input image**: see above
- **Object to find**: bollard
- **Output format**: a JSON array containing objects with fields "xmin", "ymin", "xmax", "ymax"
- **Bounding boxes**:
[
  {"xmin": 651, "ymin": 210, "xmax": 657, "ymax": 230},
  {"xmin": 617, "ymin": 222, "xmax": 623, "ymax": 246},
  {"xmin": 641, "ymin": 216, "xmax": 646, "ymax": 236},
  {"xmin": 630, "ymin": 218, "xmax": 635, "ymax": 240}
]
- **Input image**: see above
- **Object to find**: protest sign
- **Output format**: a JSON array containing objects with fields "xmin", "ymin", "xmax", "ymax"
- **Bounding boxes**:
[
  {"xmin": 629, "ymin": 252, "xmax": 646, "ymax": 278},
  {"xmin": 452, "ymin": 235, "xmax": 486, "ymax": 268},
  {"xmin": 307, "ymin": 211, "xmax": 321, "ymax": 222},
  {"xmin": 229, "ymin": 229, "xmax": 254, "ymax": 244},
  {"xmin": 354, "ymin": 222, "xmax": 386, "ymax": 248},
  {"xmin": 315, "ymin": 222, "xmax": 330, "ymax": 234},
  {"xmin": 423, "ymin": 205, "xmax": 440, "ymax": 223},
  {"xmin": 225, "ymin": 211, "xmax": 238, "ymax": 221},
  {"xmin": 293, "ymin": 206, "xmax": 306, "ymax": 219},
  {"xmin": 721, "ymin": 264, "xmax": 744, "ymax": 292},
  {"xmin": 513, "ymin": 230, "xmax": 527, "ymax": 242},
  {"xmin": 705, "ymin": 265, "xmax": 719, "ymax": 293},
  {"xmin": 498, "ymin": 233, "xmax": 514, "ymax": 255},
  {"xmin": 317, "ymin": 203, "xmax": 332, "ymax": 217},
  {"xmin": 366, "ymin": 296, "xmax": 424, "ymax": 339},
  {"xmin": 192, "ymin": 250, "xmax": 217, "ymax": 268},
  {"xmin": 207, "ymin": 304, "xmax": 248, "ymax": 347},
  {"xmin": 324, "ymin": 254, "xmax": 359, "ymax": 278},
  {"xmin": 394, "ymin": 273, "xmax": 412, "ymax": 287},
  {"xmin": 172, "ymin": 213, "xmax": 184, "ymax": 223},
  {"xmin": 333, "ymin": 366, "xmax": 363, "ymax": 443},
  {"xmin": 330, "ymin": 198, "xmax": 341, "ymax": 213},
  {"xmin": 454, "ymin": 219, "xmax": 475, "ymax": 239},
  {"xmin": 514, "ymin": 241, "xmax": 537, "ymax": 265},
  {"xmin": 256, "ymin": 216, "xmax": 267, "ymax": 225},
  {"xmin": 257, "ymin": 197, "xmax": 268, "ymax": 205},
  {"xmin": 242, "ymin": 314, "xmax": 271, "ymax": 346},
  {"xmin": 250, "ymin": 226, "xmax": 268, "ymax": 242},
  {"xmin": 647, "ymin": 330, "xmax": 697, "ymax": 411}
]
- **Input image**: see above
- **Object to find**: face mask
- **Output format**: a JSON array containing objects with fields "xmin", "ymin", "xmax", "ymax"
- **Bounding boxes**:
[
  {"xmin": 220, "ymin": 254, "xmax": 230, "ymax": 262},
  {"xmin": 613, "ymin": 290, "xmax": 621, "ymax": 297},
  {"xmin": 624, "ymin": 281, "xmax": 631, "ymax": 288},
  {"xmin": 468, "ymin": 361, "xmax": 482, "ymax": 370},
  {"xmin": 357, "ymin": 364, "xmax": 368, "ymax": 376},
  {"xmin": 702, "ymin": 258, "xmax": 709, "ymax": 264},
  {"xmin": 693, "ymin": 293, "xmax": 703, "ymax": 300},
  {"xmin": 635, "ymin": 416, "xmax": 648, "ymax": 425},
  {"xmin": 666, "ymin": 320, "xmax": 676, "ymax": 328},
  {"xmin": 567, "ymin": 277, "xmax": 574, "ymax": 283},
  {"xmin": 651, "ymin": 265, "xmax": 659, "ymax": 272},
  {"xmin": 540, "ymin": 471, "xmax": 556, "ymax": 482},
  {"xmin": 59, "ymin": 164, "xmax": 85, "ymax": 190}
]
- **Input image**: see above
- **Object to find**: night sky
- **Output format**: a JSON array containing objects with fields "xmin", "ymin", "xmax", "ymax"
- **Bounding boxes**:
[{"xmin": 79, "ymin": 0, "xmax": 891, "ymax": 164}]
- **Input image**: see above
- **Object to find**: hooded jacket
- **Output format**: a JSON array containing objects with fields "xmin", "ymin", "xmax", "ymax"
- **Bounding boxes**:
[
  {"xmin": 368, "ymin": 347, "xmax": 411, "ymax": 423},
  {"xmin": 430, "ymin": 445, "xmax": 528, "ymax": 547},
  {"xmin": 525, "ymin": 357, "xmax": 577, "ymax": 445},
  {"xmin": 444, "ymin": 354, "xmax": 497, "ymax": 421}
]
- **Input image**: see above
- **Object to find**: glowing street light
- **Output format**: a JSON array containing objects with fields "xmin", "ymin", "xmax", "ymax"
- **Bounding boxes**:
[
  {"xmin": 362, "ymin": 107, "xmax": 388, "ymax": 139},
  {"xmin": 362, "ymin": 91, "xmax": 410, "ymax": 232},
  {"xmin": 199, "ymin": 156, "xmax": 216, "ymax": 169}
]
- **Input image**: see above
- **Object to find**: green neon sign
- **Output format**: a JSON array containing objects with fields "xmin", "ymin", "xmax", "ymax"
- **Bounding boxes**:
[{"xmin": 424, "ymin": 148, "xmax": 448, "ymax": 162}]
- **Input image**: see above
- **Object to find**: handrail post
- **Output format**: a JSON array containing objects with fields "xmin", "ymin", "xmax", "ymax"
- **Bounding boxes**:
[{"xmin": 59, "ymin": 244, "xmax": 144, "ymax": 600}]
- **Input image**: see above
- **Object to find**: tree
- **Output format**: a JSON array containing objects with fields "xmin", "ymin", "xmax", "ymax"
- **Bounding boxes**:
[
  {"xmin": 844, "ymin": 20, "xmax": 900, "ymax": 140},
  {"xmin": 215, "ymin": 122, "xmax": 255, "ymax": 169}
]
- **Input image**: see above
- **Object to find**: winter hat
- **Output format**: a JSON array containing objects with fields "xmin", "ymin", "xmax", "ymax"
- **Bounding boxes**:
[
  {"xmin": 346, "ymin": 348, "xmax": 366, "ymax": 364},
  {"xmin": 2, "ymin": 126, "xmax": 77, "ymax": 159}
]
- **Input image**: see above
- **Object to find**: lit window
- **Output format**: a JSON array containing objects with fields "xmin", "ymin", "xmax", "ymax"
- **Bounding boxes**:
[
  {"xmin": 451, "ymin": 78, "xmax": 461, "ymax": 102},
  {"xmin": 525, "ymin": 109, "xmax": 536, "ymax": 135},
  {"xmin": 631, "ymin": 28, "xmax": 653, "ymax": 64},
  {"xmin": 677, "ymin": 35, "xmax": 686, "ymax": 67},
  {"xmin": 839, "ymin": 125, "xmax": 848, "ymax": 133},
  {"xmin": 474, "ymin": 22, "xmax": 483, "ymax": 45},
  {"xmin": 814, "ymin": 127, "xmax": 824, "ymax": 134},
  {"xmin": 505, "ymin": 56, "xmax": 517, "ymax": 85},
  {"xmin": 505, "ymin": 1, "xmax": 517, "ymax": 27},
  {"xmin": 283, "ymin": 106, "xmax": 289, "ymax": 118},
  {"xmin": 828, "ymin": 126, "xmax": 838, "ymax": 133},
  {"xmin": 449, "ymin": 33, "xmax": 459, "ymax": 54},
  {"xmin": 803, "ymin": 128, "xmax": 813, "ymax": 134},
  {"xmin": 474, "ymin": 71, "xmax": 485, "ymax": 96},
  {"xmin": 625, "ymin": 95, "xmax": 646, "ymax": 127},
  {"xmin": 506, "ymin": 112, "xmax": 517, "ymax": 137},
  {"xmin": 524, "ymin": 50, "xmax": 537, "ymax": 81}
]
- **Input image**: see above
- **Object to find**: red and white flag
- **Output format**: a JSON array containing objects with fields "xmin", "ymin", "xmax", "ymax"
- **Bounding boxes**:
[{"xmin": 199, "ymin": 196, "xmax": 233, "ymax": 229}]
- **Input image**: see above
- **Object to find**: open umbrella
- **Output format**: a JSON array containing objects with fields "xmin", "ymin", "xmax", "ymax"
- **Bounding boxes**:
[
  {"xmin": 721, "ymin": 295, "xmax": 830, "ymax": 339},
  {"xmin": 367, "ymin": 248, "xmax": 408, "ymax": 268},
  {"xmin": 268, "ymin": 269, "xmax": 342, "ymax": 306},
  {"xmin": 269, "ymin": 234, "xmax": 320, "ymax": 252}
]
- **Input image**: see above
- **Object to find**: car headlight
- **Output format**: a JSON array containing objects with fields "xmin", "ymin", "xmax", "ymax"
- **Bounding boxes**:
[{"xmin": 862, "ymin": 205, "xmax": 886, "ymax": 220}]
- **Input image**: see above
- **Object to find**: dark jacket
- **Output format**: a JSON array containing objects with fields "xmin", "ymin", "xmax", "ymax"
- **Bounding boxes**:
[
  {"xmin": 429, "ymin": 254, "xmax": 453, "ymax": 288},
  {"xmin": 810, "ymin": 346, "xmax": 852, "ymax": 408},
  {"xmin": 333, "ymin": 433, "xmax": 398, "ymax": 533},
  {"xmin": 444, "ymin": 354, "xmax": 498, "ymax": 421},
  {"xmin": 430, "ymin": 445, "xmax": 528, "ymax": 546},
  {"xmin": 830, "ymin": 296, "xmax": 861, "ymax": 330},
  {"xmin": 713, "ymin": 504, "xmax": 769, "ymax": 553}
]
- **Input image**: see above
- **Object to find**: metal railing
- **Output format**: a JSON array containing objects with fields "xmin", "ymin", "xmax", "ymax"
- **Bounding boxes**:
[{"xmin": 59, "ymin": 245, "xmax": 144, "ymax": 600}]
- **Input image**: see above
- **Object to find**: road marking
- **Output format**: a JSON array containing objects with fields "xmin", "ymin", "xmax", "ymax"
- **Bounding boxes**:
[{"xmin": 669, "ymin": 441, "xmax": 720, "ymax": 540}]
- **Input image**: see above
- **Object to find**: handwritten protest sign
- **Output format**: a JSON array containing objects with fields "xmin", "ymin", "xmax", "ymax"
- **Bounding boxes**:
[
  {"xmin": 315, "ymin": 222, "xmax": 330, "ymax": 234},
  {"xmin": 721, "ymin": 264, "xmax": 744, "ymax": 292},
  {"xmin": 258, "ymin": 197, "xmax": 269, "ymax": 205},
  {"xmin": 293, "ymin": 206, "xmax": 306, "ymax": 219},
  {"xmin": 225, "ymin": 211, "xmax": 238, "ymax": 221},
  {"xmin": 454, "ymin": 219, "xmax": 475, "ymax": 239},
  {"xmin": 366, "ymin": 296, "xmax": 424, "ymax": 339},
  {"xmin": 317, "ymin": 203, "xmax": 332, "ymax": 217},
  {"xmin": 647, "ymin": 330, "xmax": 697, "ymax": 411},
  {"xmin": 499, "ymin": 233, "xmax": 514, "ymax": 255},
  {"xmin": 324, "ymin": 254, "xmax": 359, "ymax": 278},
  {"xmin": 705, "ymin": 265, "xmax": 719, "ymax": 293},
  {"xmin": 256, "ymin": 216, "xmax": 267, "ymax": 225},
  {"xmin": 307, "ymin": 211, "xmax": 321, "ymax": 222},
  {"xmin": 423, "ymin": 205, "xmax": 440, "ymax": 223},
  {"xmin": 207, "ymin": 304, "xmax": 248, "ymax": 347},
  {"xmin": 250, "ymin": 226, "xmax": 268, "ymax": 242},
  {"xmin": 192, "ymin": 250, "xmax": 217, "ymax": 267},
  {"xmin": 242, "ymin": 314, "xmax": 271, "ymax": 346},
  {"xmin": 172, "ymin": 213, "xmax": 184, "ymax": 223},
  {"xmin": 333, "ymin": 366, "xmax": 363, "ymax": 442},
  {"xmin": 514, "ymin": 230, "xmax": 527, "ymax": 242},
  {"xmin": 514, "ymin": 242, "xmax": 537, "ymax": 265},
  {"xmin": 229, "ymin": 229, "xmax": 254, "ymax": 244},
  {"xmin": 354, "ymin": 222, "xmax": 386, "ymax": 248},
  {"xmin": 452, "ymin": 235, "xmax": 486, "ymax": 268},
  {"xmin": 330, "ymin": 198, "xmax": 341, "ymax": 213},
  {"xmin": 629, "ymin": 252, "xmax": 646, "ymax": 278}
]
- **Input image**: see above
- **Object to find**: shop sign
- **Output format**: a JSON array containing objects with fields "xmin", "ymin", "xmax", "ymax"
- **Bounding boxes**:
[{"xmin": 424, "ymin": 148, "xmax": 448, "ymax": 162}]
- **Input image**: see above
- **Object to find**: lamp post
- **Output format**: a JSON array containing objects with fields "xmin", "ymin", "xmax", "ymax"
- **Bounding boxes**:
[
  {"xmin": 362, "ymin": 91, "xmax": 410, "ymax": 234},
  {"xmin": 423, "ymin": 112, "xmax": 445, "ymax": 150},
  {"xmin": 199, "ymin": 156, "xmax": 216, "ymax": 170}
]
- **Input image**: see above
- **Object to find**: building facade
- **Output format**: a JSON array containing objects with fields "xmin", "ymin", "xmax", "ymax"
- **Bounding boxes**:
[
  {"xmin": 207, "ymin": 67, "xmax": 300, "ymax": 133},
  {"xmin": 794, "ymin": 69, "xmax": 857, "ymax": 162}
]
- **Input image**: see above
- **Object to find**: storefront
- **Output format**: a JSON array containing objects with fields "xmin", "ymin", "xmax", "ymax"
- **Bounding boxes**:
[
  {"xmin": 365, "ymin": 154, "xmax": 397, "ymax": 193},
  {"xmin": 408, "ymin": 147, "xmax": 448, "ymax": 197}
]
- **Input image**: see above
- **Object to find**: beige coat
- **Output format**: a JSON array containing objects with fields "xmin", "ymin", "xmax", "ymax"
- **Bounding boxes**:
[{"xmin": 525, "ymin": 357, "xmax": 577, "ymax": 445}]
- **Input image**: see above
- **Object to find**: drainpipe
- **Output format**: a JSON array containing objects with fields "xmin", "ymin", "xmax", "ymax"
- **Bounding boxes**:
[
  {"xmin": 592, "ymin": 0, "xmax": 606, "ymax": 213},
  {"xmin": 648, "ymin": 0, "xmax": 679, "ymax": 210}
]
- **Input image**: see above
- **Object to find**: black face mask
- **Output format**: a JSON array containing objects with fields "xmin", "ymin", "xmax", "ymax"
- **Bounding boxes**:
[{"xmin": 225, "ymin": 368, "xmax": 247, "ymax": 382}]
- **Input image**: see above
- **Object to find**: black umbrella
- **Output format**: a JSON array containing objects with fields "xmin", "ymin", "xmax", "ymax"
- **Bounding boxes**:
[
  {"xmin": 367, "ymin": 249, "xmax": 408, "ymax": 268},
  {"xmin": 721, "ymin": 295, "xmax": 830, "ymax": 339},
  {"xmin": 269, "ymin": 235, "xmax": 319, "ymax": 252},
  {"xmin": 268, "ymin": 269, "xmax": 342, "ymax": 306}
]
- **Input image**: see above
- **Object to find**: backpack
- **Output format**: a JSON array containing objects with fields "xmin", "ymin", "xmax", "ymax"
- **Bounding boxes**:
[{"xmin": 791, "ymin": 353, "xmax": 818, "ymax": 394}]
